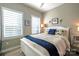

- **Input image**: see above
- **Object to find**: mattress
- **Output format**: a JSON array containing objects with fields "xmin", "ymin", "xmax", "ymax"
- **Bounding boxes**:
[{"xmin": 21, "ymin": 33, "xmax": 70, "ymax": 56}]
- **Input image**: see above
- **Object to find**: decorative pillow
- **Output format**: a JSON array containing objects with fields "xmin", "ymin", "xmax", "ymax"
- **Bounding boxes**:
[
  {"xmin": 56, "ymin": 30, "xmax": 62, "ymax": 35},
  {"xmin": 55, "ymin": 29, "xmax": 66, "ymax": 36},
  {"xmin": 48, "ymin": 29, "xmax": 56, "ymax": 35}
]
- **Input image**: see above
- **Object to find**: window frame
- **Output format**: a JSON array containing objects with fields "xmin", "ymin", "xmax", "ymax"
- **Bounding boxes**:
[{"xmin": 1, "ymin": 7, "xmax": 23, "ymax": 39}]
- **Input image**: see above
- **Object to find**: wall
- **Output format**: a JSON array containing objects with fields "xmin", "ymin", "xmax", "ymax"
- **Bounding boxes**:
[
  {"xmin": 44, "ymin": 3, "xmax": 79, "ymax": 41},
  {"xmin": 0, "ymin": 3, "xmax": 42, "ymax": 52}
]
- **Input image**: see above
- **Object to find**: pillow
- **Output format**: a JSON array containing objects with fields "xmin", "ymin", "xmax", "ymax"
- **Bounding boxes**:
[
  {"xmin": 55, "ymin": 29, "xmax": 63, "ymax": 35},
  {"xmin": 55, "ymin": 29, "xmax": 67, "ymax": 36},
  {"xmin": 48, "ymin": 29, "xmax": 56, "ymax": 35}
]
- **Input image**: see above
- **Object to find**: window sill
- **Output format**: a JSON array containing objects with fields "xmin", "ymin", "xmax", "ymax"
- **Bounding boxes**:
[{"xmin": 2, "ymin": 35, "xmax": 23, "ymax": 41}]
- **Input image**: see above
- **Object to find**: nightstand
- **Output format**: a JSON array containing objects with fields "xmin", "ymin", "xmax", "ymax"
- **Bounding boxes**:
[{"xmin": 71, "ymin": 35, "xmax": 79, "ymax": 55}]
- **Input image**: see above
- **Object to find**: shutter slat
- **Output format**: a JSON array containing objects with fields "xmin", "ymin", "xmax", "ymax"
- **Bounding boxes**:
[{"xmin": 3, "ymin": 8, "xmax": 23, "ymax": 37}]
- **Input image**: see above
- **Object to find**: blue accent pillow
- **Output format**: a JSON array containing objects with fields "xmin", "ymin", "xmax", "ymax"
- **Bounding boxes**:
[{"xmin": 48, "ymin": 29, "xmax": 56, "ymax": 35}]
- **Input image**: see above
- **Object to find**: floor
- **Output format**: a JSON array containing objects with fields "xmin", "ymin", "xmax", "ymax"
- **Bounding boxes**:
[
  {"xmin": 0, "ymin": 48, "xmax": 79, "ymax": 56},
  {"xmin": 1, "ymin": 48, "xmax": 25, "ymax": 56}
]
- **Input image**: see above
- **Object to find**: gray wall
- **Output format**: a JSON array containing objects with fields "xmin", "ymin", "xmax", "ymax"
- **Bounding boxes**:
[
  {"xmin": 44, "ymin": 3, "xmax": 79, "ymax": 41},
  {"xmin": 0, "ymin": 3, "xmax": 42, "ymax": 51}
]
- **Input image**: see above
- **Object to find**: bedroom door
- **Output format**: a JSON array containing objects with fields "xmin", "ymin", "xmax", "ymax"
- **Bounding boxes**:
[{"xmin": 32, "ymin": 16, "xmax": 40, "ymax": 34}]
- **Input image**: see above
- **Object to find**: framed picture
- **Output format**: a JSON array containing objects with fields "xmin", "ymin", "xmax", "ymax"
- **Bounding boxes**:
[
  {"xmin": 49, "ymin": 18, "xmax": 59, "ymax": 24},
  {"xmin": 52, "ymin": 18, "xmax": 58, "ymax": 24}
]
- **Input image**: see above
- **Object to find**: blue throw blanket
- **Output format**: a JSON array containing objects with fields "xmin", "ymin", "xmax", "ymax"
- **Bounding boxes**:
[{"xmin": 24, "ymin": 35, "xmax": 59, "ymax": 56}]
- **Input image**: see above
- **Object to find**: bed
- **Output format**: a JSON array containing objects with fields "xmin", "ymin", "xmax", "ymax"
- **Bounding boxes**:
[{"xmin": 20, "ymin": 26, "xmax": 70, "ymax": 56}]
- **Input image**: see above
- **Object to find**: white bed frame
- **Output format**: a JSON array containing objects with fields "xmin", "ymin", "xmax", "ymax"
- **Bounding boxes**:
[
  {"xmin": 21, "ymin": 39, "xmax": 44, "ymax": 56},
  {"xmin": 21, "ymin": 26, "xmax": 69, "ymax": 56}
]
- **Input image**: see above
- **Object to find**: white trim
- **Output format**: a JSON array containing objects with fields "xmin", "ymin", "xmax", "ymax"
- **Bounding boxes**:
[
  {"xmin": 2, "ymin": 36, "xmax": 23, "ymax": 41},
  {"xmin": 0, "ymin": 45, "xmax": 20, "ymax": 53}
]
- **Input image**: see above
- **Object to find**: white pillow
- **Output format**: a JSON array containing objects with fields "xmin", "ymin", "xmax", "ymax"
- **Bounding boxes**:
[
  {"xmin": 55, "ymin": 29, "xmax": 67, "ymax": 36},
  {"xmin": 44, "ymin": 26, "xmax": 68, "ymax": 37}
]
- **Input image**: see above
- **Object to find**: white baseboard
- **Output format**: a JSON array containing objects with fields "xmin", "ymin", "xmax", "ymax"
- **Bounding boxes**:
[{"xmin": 0, "ymin": 45, "xmax": 20, "ymax": 53}]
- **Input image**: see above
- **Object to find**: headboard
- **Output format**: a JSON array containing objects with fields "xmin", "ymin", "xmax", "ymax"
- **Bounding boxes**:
[{"xmin": 46, "ymin": 26, "xmax": 70, "ymax": 39}]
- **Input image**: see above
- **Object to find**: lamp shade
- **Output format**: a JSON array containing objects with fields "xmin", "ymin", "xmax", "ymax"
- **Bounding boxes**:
[
  {"xmin": 77, "ymin": 26, "xmax": 79, "ymax": 31},
  {"xmin": 41, "ymin": 24, "xmax": 44, "ymax": 27}
]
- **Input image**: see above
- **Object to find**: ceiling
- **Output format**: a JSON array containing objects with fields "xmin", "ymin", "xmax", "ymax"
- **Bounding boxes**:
[{"xmin": 24, "ymin": 3, "xmax": 64, "ymax": 12}]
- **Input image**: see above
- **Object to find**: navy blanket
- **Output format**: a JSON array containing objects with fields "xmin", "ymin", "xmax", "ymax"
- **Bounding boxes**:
[{"xmin": 24, "ymin": 35, "xmax": 59, "ymax": 56}]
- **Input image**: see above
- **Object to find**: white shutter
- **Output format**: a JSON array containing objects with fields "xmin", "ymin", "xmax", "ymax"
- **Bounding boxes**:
[{"xmin": 2, "ymin": 8, "xmax": 23, "ymax": 37}]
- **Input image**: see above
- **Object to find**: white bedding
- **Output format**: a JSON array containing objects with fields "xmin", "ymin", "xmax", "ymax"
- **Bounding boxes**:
[{"xmin": 21, "ymin": 33, "xmax": 70, "ymax": 56}]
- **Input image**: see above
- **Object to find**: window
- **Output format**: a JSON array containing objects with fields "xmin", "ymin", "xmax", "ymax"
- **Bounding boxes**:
[
  {"xmin": 32, "ymin": 16, "xmax": 40, "ymax": 34},
  {"xmin": 2, "ymin": 8, "xmax": 23, "ymax": 37}
]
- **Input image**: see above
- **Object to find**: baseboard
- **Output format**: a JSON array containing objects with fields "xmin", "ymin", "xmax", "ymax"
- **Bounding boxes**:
[{"xmin": 0, "ymin": 45, "xmax": 20, "ymax": 53}]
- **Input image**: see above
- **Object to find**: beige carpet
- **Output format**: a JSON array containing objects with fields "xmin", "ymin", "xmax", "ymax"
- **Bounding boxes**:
[
  {"xmin": 2, "ymin": 47, "xmax": 79, "ymax": 56},
  {"xmin": 4, "ymin": 48, "xmax": 25, "ymax": 56}
]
